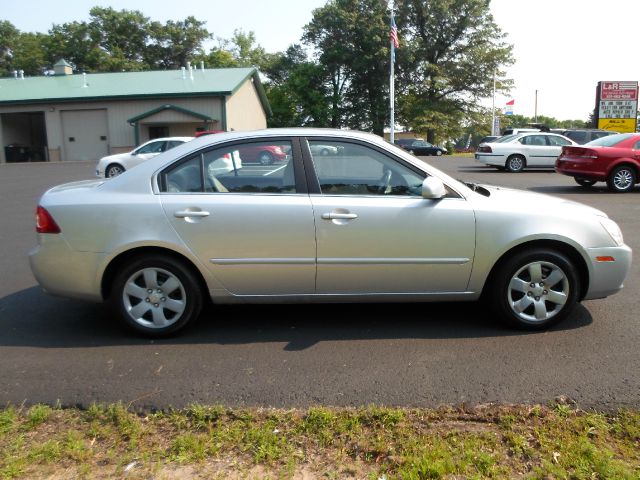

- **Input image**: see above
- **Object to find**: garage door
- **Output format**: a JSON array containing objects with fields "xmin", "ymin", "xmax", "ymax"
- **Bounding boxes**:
[{"xmin": 61, "ymin": 109, "xmax": 109, "ymax": 161}]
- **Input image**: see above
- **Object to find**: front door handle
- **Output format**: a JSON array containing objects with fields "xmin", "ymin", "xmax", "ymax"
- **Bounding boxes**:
[
  {"xmin": 174, "ymin": 209, "xmax": 210, "ymax": 218},
  {"xmin": 321, "ymin": 212, "xmax": 358, "ymax": 220}
]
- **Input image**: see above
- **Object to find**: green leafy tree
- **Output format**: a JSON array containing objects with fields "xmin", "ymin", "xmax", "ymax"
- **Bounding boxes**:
[
  {"xmin": 0, "ymin": 20, "xmax": 20, "ymax": 75},
  {"xmin": 88, "ymin": 6, "xmax": 151, "ymax": 71},
  {"xmin": 263, "ymin": 45, "xmax": 332, "ymax": 127},
  {"xmin": 395, "ymin": 0, "xmax": 514, "ymax": 143},
  {"xmin": 44, "ymin": 21, "xmax": 107, "ymax": 72},
  {"xmin": 303, "ymin": 0, "xmax": 390, "ymax": 134},
  {"xmin": 11, "ymin": 32, "xmax": 48, "ymax": 75},
  {"xmin": 146, "ymin": 17, "xmax": 210, "ymax": 69}
]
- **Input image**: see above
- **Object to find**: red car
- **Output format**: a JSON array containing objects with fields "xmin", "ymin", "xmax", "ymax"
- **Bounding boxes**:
[
  {"xmin": 195, "ymin": 130, "xmax": 287, "ymax": 165},
  {"xmin": 555, "ymin": 133, "xmax": 640, "ymax": 192}
]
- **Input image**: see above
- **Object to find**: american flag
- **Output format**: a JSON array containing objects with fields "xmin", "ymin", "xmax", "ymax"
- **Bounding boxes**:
[{"xmin": 390, "ymin": 15, "xmax": 399, "ymax": 49}]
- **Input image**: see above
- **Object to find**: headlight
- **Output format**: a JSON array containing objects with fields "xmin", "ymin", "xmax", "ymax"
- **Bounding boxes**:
[{"xmin": 600, "ymin": 218, "xmax": 624, "ymax": 246}]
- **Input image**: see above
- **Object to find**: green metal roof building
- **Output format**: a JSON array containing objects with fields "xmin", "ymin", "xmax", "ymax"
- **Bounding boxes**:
[{"xmin": 0, "ymin": 62, "xmax": 271, "ymax": 163}]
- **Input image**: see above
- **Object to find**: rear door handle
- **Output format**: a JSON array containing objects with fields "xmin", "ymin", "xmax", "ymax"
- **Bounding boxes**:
[
  {"xmin": 321, "ymin": 212, "xmax": 358, "ymax": 220},
  {"xmin": 174, "ymin": 209, "xmax": 210, "ymax": 218}
]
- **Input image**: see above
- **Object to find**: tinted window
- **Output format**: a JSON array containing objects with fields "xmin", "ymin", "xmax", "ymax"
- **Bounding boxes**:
[
  {"xmin": 161, "ymin": 140, "xmax": 296, "ymax": 194},
  {"xmin": 166, "ymin": 140, "xmax": 185, "ymax": 149},
  {"xmin": 309, "ymin": 140, "xmax": 425, "ymax": 196},
  {"xmin": 565, "ymin": 131, "xmax": 587, "ymax": 143},
  {"xmin": 520, "ymin": 135, "xmax": 546, "ymax": 146},
  {"xmin": 547, "ymin": 135, "xmax": 572, "ymax": 146}
]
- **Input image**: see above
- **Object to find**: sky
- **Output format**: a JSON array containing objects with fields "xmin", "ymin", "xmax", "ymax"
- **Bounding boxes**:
[{"xmin": 2, "ymin": 0, "xmax": 638, "ymax": 122}]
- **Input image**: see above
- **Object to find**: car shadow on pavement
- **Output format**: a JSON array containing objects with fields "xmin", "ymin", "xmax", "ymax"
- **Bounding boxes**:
[{"xmin": 0, "ymin": 287, "xmax": 593, "ymax": 350}]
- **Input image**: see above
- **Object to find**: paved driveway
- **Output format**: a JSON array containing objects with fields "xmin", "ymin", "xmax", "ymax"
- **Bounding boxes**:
[{"xmin": 0, "ymin": 158, "xmax": 637, "ymax": 410}]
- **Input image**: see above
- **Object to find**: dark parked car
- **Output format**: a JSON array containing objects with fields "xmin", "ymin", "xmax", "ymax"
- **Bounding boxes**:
[
  {"xmin": 395, "ymin": 138, "xmax": 447, "ymax": 156},
  {"xmin": 555, "ymin": 132, "xmax": 640, "ymax": 192},
  {"xmin": 552, "ymin": 129, "xmax": 617, "ymax": 145}
]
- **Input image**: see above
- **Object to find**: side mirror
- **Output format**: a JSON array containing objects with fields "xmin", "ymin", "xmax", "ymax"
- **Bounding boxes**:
[{"xmin": 421, "ymin": 176, "xmax": 446, "ymax": 199}]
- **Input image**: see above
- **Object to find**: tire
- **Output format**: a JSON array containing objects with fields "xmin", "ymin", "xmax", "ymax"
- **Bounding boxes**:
[
  {"xmin": 258, "ymin": 151, "xmax": 274, "ymax": 165},
  {"xmin": 320, "ymin": 148, "xmax": 330, "ymax": 156},
  {"xmin": 109, "ymin": 255, "xmax": 203, "ymax": 337},
  {"xmin": 606, "ymin": 165, "xmax": 635, "ymax": 193},
  {"xmin": 486, "ymin": 248, "xmax": 580, "ymax": 330},
  {"xmin": 505, "ymin": 155, "xmax": 525, "ymax": 173},
  {"xmin": 436, "ymin": 150, "xmax": 443, "ymax": 156},
  {"xmin": 106, "ymin": 164, "xmax": 125, "ymax": 178},
  {"xmin": 575, "ymin": 177, "xmax": 596, "ymax": 188}
]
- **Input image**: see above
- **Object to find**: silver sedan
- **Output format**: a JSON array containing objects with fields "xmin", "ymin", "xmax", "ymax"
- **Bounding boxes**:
[{"xmin": 29, "ymin": 129, "xmax": 632, "ymax": 336}]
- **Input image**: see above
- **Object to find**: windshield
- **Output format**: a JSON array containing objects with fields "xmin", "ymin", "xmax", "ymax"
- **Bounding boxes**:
[{"xmin": 585, "ymin": 133, "xmax": 633, "ymax": 147}]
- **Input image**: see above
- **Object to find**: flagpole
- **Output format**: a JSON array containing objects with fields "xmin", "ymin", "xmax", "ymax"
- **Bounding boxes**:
[
  {"xmin": 491, "ymin": 70, "xmax": 496, "ymax": 136},
  {"xmin": 389, "ymin": 5, "xmax": 395, "ymax": 143}
]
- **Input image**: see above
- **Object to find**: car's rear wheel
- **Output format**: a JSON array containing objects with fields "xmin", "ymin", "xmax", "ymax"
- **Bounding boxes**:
[
  {"xmin": 110, "ymin": 255, "xmax": 203, "ymax": 336},
  {"xmin": 258, "ymin": 151, "xmax": 274, "ymax": 165},
  {"xmin": 606, "ymin": 165, "xmax": 635, "ymax": 193},
  {"xmin": 486, "ymin": 248, "xmax": 579, "ymax": 330},
  {"xmin": 505, "ymin": 155, "xmax": 525, "ymax": 173},
  {"xmin": 106, "ymin": 164, "xmax": 125, "ymax": 178},
  {"xmin": 575, "ymin": 177, "xmax": 596, "ymax": 187}
]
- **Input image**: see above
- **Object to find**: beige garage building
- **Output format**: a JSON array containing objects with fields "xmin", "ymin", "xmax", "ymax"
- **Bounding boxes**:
[{"xmin": 0, "ymin": 61, "xmax": 271, "ymax": 163}]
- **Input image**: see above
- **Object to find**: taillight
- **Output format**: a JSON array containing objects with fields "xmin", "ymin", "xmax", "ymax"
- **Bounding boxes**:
[
  {"xmin": 477, "ymin": 145, "xmax": 492, "ymax": 153},
  {"xmin": 36, "ymin": 206, "xmax": 61, "ymax": 234}
]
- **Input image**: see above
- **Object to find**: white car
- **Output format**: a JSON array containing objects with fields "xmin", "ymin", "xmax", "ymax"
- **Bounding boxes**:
[
  {"xmin": 475, "ymin": 133, "xmax": 577, "ymax": 172},
  {"xmin": 96, "ymin": 137, "xmax": 193, "ymax": 178}
]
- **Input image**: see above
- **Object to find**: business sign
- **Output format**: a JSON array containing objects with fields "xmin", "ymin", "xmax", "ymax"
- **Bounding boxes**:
[
  {"xmin": 600, "ymin": 81, "xmax": 638, "ymax": 101},
  {"xmin": 596, "ymin": 81, "xmax": 638, "ymax": 133},
  {"xmin": 599, "ymin": 100, "xmax": 637, "ymax": 119},
  {"xmin": 504, "ymin": 99, "xmax": 514, "ymax": 115}
]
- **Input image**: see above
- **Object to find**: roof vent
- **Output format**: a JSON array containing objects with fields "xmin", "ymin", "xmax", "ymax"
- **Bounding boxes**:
[{"xmin": 53, "ymin": 59, "xmax": 73, "ymax": 76}]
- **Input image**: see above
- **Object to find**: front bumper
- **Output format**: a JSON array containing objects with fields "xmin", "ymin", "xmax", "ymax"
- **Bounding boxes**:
[{"xmin": 584, "ymin": 244, "xmax": 633, "ymax": 300}]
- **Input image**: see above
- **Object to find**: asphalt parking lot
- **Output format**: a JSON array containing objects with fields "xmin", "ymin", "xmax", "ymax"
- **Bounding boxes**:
[{"xmin": 0, "ymin": 157, "xmax": 638, "ymax": 411}]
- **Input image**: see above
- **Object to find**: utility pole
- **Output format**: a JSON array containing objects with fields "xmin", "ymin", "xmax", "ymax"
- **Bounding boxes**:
[{"xmin": 534, "ymin": 90, "xmax": 538, "ymax": 123}]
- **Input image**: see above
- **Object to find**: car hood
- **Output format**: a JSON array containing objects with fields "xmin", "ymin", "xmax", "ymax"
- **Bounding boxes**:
[
  {"xmin": 476, "ymin": 183, "xmax": 608, "ymax": 218},
  {"xmin": 99, "ymin": 152, "xmax": 131, "ymax": 162}
]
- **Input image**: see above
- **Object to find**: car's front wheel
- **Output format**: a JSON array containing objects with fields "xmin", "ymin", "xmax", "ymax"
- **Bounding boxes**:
[
  {"xmin": 486, "ymin": 248, "xmax": 580, "ymax": 330},
  {"xmin": 258, "ymin": 151, "xmax": 274, "ymax": 165},
  {"xmin": 436, "ymin": 150, "xmax": 443, "ymax": 156},
  {"xmin": 110, "ymin": 255, "xmax": 203, "ymax": 336},
  {"xmin": 606, "ymin": 165, "xmax": 636, "ymax": 193},
  {"xmin": 106, "ymin": 164, "xmax": 125, "ymax": 178},
  {"xmin": 575, "ymin": 177, "xmax": 596, "ymax": 187},
  {"xmin": 505, "ymin": 155, "xmax": 525, "ymax": 173}
]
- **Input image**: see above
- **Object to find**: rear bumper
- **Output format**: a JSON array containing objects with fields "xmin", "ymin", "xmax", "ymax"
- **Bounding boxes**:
[
  {"xmin": 555, "ymin": 159, "xmax": 606, "ymax": 181},
  {"xmin": 29, "ymin": 234, "xmax": 105, "ymax": 302},
  {"xmin": 475, "ymin": 153, "xmax": 506, "ymax": 167}
]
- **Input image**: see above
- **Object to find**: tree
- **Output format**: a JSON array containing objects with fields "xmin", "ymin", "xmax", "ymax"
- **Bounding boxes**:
[
  {"xmin": 395, "ymin": 0, "xmax": 514, "ymax": 142},
  {"xmin": 88, "ymin": 6, "xmax": 151, "ymax": 71},
  {"xmin": 45, "ymin": 21, "xmax": 107, "ymax": 72},
  {"xmin": 263, "ymin": 45, "xmax": 332, "ymax": 127},
  {"xmin": 0, "ymin": 21, "xmax": 20, "ymax": 75},
  {"xmin": 146, "ymin": 17, "xmax": 210, "ymax": 69},
  {"xmin": 303, "ymin": 0, "xmax": 390, "ymax": 134},
  {"xmin": 11, "ymin": 32, "xmax": 48, "ymax": 76}
]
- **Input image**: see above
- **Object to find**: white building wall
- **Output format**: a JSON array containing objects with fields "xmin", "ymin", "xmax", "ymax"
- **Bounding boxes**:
[{"xmin": 225, "ymin": 79, "xmax": 267, "ymax": 131}]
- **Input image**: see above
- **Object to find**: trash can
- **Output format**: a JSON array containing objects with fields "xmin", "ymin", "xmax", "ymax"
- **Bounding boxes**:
[{"xmin": 4, "ymin": 145, "xmax": 31, "ymax": 163}]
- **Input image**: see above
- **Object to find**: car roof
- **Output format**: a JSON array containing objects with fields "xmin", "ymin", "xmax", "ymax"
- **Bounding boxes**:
[{"xmin": 141, "ymin": 136, "xmax": 193, "ymax": 143}]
